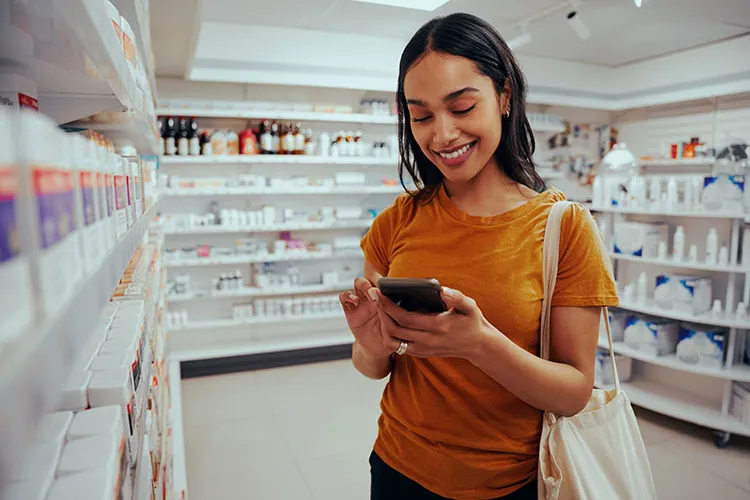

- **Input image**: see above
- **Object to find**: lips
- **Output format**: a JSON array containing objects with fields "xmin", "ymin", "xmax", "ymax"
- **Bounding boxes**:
[
  {"xmin": 433, "ymin": 141, "xmax": 477, "ymax": 167},
  {"xmin": 435, "ymin": 141, "xmax": 475, "ymax": 159}
]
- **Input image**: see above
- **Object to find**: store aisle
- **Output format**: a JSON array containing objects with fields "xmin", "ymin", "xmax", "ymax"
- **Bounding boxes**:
[{"xmin": 181, "ymin": 360, "xmax": 750, "ymax": 500}]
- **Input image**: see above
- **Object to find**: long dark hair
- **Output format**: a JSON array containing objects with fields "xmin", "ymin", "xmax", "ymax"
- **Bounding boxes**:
[{"xmin": 397, "ymin": 13, "xmax": 545, "ymax": 200}]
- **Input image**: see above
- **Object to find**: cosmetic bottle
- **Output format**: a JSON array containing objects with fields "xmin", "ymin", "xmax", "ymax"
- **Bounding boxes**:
[
  {"xmin": 649, "ymin": 178, "xmax": 661, "ymax": 208},
  {"xmin": 688, "ymin": 244, "xmax": 698, "ymax": 263},
  {"xmin": 718, "ymin": 246, "xmax": 729, "ymax": 266},
  {"xmin": 666, "ymin": 177, "xmax": 678, "ymax": 210},
  {"xmin": 672, "ymin": 226, "xmax": 685, "ymax": 261},
  {"xmin": 636, "ymin": 272, "xmax": 648, "ymax": 304},
  {"xmin": 706, "ymin": 228, "xmax": 718, "ymax": 264}
]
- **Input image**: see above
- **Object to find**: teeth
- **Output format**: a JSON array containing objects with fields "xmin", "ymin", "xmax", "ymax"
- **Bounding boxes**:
[{"xmin": 439, "ymin": 143, "xmax": 471, "ymax": 159}]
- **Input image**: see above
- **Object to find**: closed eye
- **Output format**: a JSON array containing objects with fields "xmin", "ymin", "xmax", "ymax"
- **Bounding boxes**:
[
  {"xmin": 411, "ymin": 116, "xmax": 431, "ymax": 123},
  {"xmin": 453, "ymin": 105, "xmax": 476, "ymax": 116}
]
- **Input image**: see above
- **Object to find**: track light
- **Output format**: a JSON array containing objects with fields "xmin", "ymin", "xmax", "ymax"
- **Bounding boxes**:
[
  {"xmin": 633, "ymin": 0, "xmax": 642, "ymax": 6},
  {"xmin": 507, "ymin": 31, "xmax": 533, "ymax": 50},
  {"xmin": 566, "ymin": 9, "xmax": 590, "ymax": 40}
]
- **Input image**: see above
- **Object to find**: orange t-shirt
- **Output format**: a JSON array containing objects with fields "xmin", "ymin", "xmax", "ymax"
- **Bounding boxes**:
[{"xmin": 360, "ymin": 185, "xmax": 618, "ymax": 499}]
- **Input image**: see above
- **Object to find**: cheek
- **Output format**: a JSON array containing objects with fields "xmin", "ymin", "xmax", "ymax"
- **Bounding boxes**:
[{"xmin": 410, "ymin": 126, "xmax": 433, "ymax": 155}]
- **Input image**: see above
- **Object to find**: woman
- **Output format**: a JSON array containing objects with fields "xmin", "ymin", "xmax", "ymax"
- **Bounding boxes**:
[{"xmin": 339, "ymin": 12, "xmax": 617, "ymax": 500}]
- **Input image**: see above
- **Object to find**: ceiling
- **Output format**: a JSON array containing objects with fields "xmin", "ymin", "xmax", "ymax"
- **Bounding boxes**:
[{"xmin": 151, "ymin": 0, "xmax": 750, "ymax": 77}]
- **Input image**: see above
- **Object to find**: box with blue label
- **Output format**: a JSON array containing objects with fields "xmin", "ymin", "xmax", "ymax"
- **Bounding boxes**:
[
  {"xmin": 623, "ymin": 315, "xmax": 680, "ymax": 356},
  {"xmin": 606, "ymin": 309, "xmax": 628, "ymax": 342},
  {"xmin": 654, "ymin": 274, "xmax": 712, "ymax": 314},
  {"xmin": 703, "ymin": 175, "xmax": 745, "ymax": 213},
  {"xmin": 613, "ymin": 222, "xmax": 668, "ymax": 257},
  {"xmin": 595, "ymin": 350, "xmax": 632, "ymax": 386},
  {"xmin": 676, "ymin": 324, "xmax": 727, "ymax": 368}
]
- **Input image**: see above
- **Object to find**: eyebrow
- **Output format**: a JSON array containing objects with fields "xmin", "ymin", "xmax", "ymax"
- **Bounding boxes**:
[{"xmin": 406, "ymin": 87, "xmax": 480, "ymax": 107}]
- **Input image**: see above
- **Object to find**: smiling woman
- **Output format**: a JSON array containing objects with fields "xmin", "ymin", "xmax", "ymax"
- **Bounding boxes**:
[{"xmin": 338, "ymin": 11, "xmax": 619, "ymax": 500}]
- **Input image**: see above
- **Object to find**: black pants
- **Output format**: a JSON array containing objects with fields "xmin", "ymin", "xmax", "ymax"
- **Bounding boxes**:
[{"xmin": 370, "ymin": 452, "xmax": 537, "ymax": 500}]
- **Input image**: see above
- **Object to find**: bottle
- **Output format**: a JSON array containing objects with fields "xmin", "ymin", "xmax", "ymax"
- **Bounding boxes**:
[
  {"xmin": 271, "ymin": 122, "xmax": 280, "ymax": 154},
  {"xmin": 649, "ymin": 178, "xmax": 661, "ymax": 208},
  {"xmin": 354, "ymin": 131, "xmax": 363, "ymax": 156},
  {"xmin": 318, "ymin": 131, "xmax": 330, "ymax": 157},
  {"xmin": 226, "ymin": 130, "xmax": 239, "ymax": 155},
  {"xmin": 706, "ymin": 228, "xmax": 718, "ymax": 264},
  {"xmin": 176, "ymin": 117, "xmax": 189, "ymax": 155},
  {"xmin": 688, "ymin": 244, "xmax": 698, "ymax": 263},
  {"xmin": 200, "ymin": 130, "xmax": 212, "ymax": 156},
  {"xmin": 188, "ymin": 117, "xmax": 200, "ymax": 156},
  {"xmin": 592, "ymin": 176, "xmax": 602, "ymax": 207},
  {"xmin": 636, "ymin": 272, "xmax": 648, "ymax": 304},
  {"xmin": 157, "ymin": 117, "xmax": 165, "ymax": 156},
  {"xmin": 672, "ymin": 226, "xmax": 685, "ymax": 261},
  {"xmin": 164, "ymin": 116, "xmax": 176, "ymax": 155},
  {"xmin": 712, "ymin": 299, "xmax": 723, "ymax": 318},
  {"xmin": 210, "ymin": 130, "xmax": 227, "ymax": 156},
  {"xmin": 293, "ymin": 123, "xmax": 305, "ymax": 155},
  {"xmin": 344, "ymin": 131, "xmax": 354, "ymax": 156},
  {"xmin": 718, "ymin": 245, "xmax": 729, "ymax": 266},
  {"xmin": 259, "ymin": 120, "xmax": 273, "ymax": 154},
  {"xmin": 281, "ymin": 122, "xmax": 294, "ymax": 154},
  {"xmin": 666, "ymin": 177, "xmax": 678, "ymax": 210},
  {"xmin": 240, "ymin": 128, "xmax": 258, "ymax": 155}
]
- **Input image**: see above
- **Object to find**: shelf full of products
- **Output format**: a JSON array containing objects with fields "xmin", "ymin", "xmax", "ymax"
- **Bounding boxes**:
[{"xmin": 591, "ymin": 152, "xmax": 750, "ymax": 444}]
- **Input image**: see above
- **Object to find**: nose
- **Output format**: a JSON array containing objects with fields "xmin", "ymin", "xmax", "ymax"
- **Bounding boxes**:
[{"xmin": 433, "ymin": 114, "xmax": 460, "ymax": 146}]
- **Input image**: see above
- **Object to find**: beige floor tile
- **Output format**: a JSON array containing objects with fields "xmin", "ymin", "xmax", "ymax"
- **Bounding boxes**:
[
  {"xmin": 632, "ymin": 407, "xmax": 702, "ymax": 445},
  {"xmin": 298, "ymin": 447, "xmax": 372, "ymax": 500},
  {"xmin": 647, "ymin": 442, "xmax": 750, "ymax": 500},
  {"xmin": 181, "ymin": 370, "xmax": 269, "ymax": 427}
]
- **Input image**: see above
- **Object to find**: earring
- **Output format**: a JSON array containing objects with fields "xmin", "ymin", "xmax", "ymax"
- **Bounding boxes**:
[{"xmin": 504, "ymin": 108, "xmax": 510, "ymax": 118}]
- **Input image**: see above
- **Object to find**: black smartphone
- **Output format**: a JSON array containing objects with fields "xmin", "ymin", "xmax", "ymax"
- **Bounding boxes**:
[{"xmin": 377, "ymin": 278, "xmax": 447, "ymax": 313}]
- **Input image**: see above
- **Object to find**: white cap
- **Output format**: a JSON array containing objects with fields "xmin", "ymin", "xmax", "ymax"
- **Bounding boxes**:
[
  {"xmin": 57, "ymin": 432, "xmax": 119, "ymax": 476},
  {"xmin": 87, "ymin": 369, "xmax": 131, "ymax": 407},
  {"xmin": 67, "ymin": 405, "xmax": 124, "ymax": 441},
  {"xmin": 53, "ymin": 371, "xmax": 92, "ymax": 411},
  {"xmin": 35, "ymin": 411, "xmax": 73, "ymax": 444}
]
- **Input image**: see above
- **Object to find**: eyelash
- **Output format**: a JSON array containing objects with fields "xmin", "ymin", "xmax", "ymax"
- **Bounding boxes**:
[{"xmin": 411, "ymin": 105, "xmax": 476, "ymax": 123}]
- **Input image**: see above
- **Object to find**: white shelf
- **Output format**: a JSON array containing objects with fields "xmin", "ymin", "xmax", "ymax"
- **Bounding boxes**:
[
  {"xmin": 588, "ymin": 205, "xmax": 743, "ymax": 220},
  {"xmin": 168, "ymin": 361, "xmax": 188, "ymax": 499},
  {"xmin": 112, "ymin": 0, "xmax": 157, "ymax": 98},
  {"xmin": 163, "ymin": 185, "xmax": 402, "ymax": 196},
  {"xmin": 599, "ymin": 339, "xmax": 750, "ymax": 382},
  {"xmin": 0, "ymin": 202, "xmax": 158, "ymax": 487},
  {"xmin": 172, "ymin": 311, "xmax": 345, "ymax": 332},
  {"xmin": 615, "ymin": 301, "xmax": 750, "ymax": 329},
  {"xmin": 639, "ymin": 158, "xmax": 715, "ymax": 167},
  {"xmin": 157, "ymin": 107, "xmax": 398, "ymax": 125},
  {"xmin": 159, "ymin": 155, "xmax": 397, "ymax": 166},
  {"xmin": 608, "ymin": 252, "xmax": 748, "ymax": 274},
  {"xmin": 165, "ymin": 250, "xmax": 363, "ymax": 268},
  {"xmin": 164, "ymin": 219, "xmax": 373, "ymax": 236},
  {"xmin": 171, "ymin": 332, "xmax": 353, "ymax": 362},
  {"xmin": 538, "ymin": 169, "xmax": 566, "ymax": 180},
  {"xmin": 168, "ymin": 283, "xmax": 352, "ymax": 303},
  {"xmin": 605, "ymin": 379, "xmax": 750, "ymax": 437},
  {"xmin": 65, "ymin": 109, "xmax": 159, "ymax": 155}
]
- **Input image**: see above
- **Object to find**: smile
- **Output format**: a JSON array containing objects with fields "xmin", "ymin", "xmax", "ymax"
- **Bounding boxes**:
[{"xmin": 435, "ymin": 141, "xmax": 476, "ymax": 159}]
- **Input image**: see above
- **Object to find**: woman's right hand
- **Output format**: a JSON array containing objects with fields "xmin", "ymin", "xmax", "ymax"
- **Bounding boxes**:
[{"xmin": 339, "ymin": 277, "xmax": 394, "ymax": 359}]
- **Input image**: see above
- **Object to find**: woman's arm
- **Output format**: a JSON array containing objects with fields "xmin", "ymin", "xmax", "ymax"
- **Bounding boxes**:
[{"xmin": 468, "ymin": 305, "xmax": 601, "ymax": 416}]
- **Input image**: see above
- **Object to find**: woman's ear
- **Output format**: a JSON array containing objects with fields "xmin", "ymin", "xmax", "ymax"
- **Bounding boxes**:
[{"xmin": 501, "ymin": 80, "xmax": 512, "ymax": 114}]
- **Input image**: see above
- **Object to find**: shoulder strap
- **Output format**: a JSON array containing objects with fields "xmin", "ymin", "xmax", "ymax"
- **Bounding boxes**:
[{"xmin": 541, "ymin": 201, "xmax": 621, "ymax": 393}]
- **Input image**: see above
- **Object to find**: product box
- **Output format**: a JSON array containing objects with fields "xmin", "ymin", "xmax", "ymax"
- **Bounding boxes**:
[
  {"xmin": 676, "ymin": 324, "xmax": 727, "ymax": 368},
  {"xmin": 613, "ymin": 221, "xmax": 668, "ymax": 257},
  {"xmin": 654, "ymin": 274, "xmax": 712, "ymax": 314},
  {"xmin": 607, "ymin": 309, "xmax": 628, "ymax": 342},
  {"xmin": 730, "ymin": 383, "xmax": 750, "ymax": 428},
  {"xmin": 623, "ymin": 315, "xmax": 680, "ymax": 356},
  {"xmin": 703, "ymin": 175, "xmax": 745, "ymax": 213},
  {"xmin": 595, "ymin": 351, "xmax": 632, "ymax": 386}
]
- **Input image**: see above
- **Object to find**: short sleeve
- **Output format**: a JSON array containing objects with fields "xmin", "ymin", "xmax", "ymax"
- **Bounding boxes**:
[
  {"xmin": 551, "ymin": 203, "xmax": 619, "ymax": 307},
  {"xmin": 360, "ymin": 196, "xmax": 405, "ymax": 276}
]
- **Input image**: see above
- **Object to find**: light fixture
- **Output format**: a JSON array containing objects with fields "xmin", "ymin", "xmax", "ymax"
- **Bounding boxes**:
[
  {"xmin": 350, "ymin": 0, "xmax": 450, "ymax": 11},
  {"xmin": 507, "ymin": 31, "xmax": 533, "ymax": 50},
  {"xmin": 633, "ymin": 0, "xmax": 642, "ymax": 6},
  {"xmin": 566, "ymin": 9, "xmax": 590, "ymax": 40}
]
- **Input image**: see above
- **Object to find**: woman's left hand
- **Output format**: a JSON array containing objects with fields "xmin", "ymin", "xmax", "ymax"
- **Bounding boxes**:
[{"xmin": 375, "ymin": 286, "xmax": 497, "ymax": 360}]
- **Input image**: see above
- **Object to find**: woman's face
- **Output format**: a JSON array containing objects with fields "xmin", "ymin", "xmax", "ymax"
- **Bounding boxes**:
[{"xmin": 403, "ymin": 51, "xmax": 509, "ymax": 185}]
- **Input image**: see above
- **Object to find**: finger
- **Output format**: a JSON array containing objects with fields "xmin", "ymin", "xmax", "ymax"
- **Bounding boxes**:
[
  {"xmin": 354, "ymin": 277, "xmax": 378, "ymax": 302},
  {"xmin": 339, "ymin": 290, "xmax": 359, "ymax": 306},
  {"xmin": 441, "ymin": 287, "xmax": 478, "ymax": 315},
  {"xmin": 377, "ymin": 292, "xmax": 438, "ymax": 331},
  {"xmin": 377, "ymin": 308, "xmax": 430, "ymax": 344}
]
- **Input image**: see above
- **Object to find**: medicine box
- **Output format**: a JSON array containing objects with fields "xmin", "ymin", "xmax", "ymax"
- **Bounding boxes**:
[
  {"xmin": 703, "ymin": 175, "xmax": 744, "ymax": 213},
  {"xmin": 623, "ymin": 315, "xmax": 679, "ymax": 356},
  {"xmin": 676, "ymin": 324, "xmax": 727, "ymax": 368},
  {"xmin": 595, "ymin": 351, "xmax": 632, "ymax": 386},
  {"xmin": 654, "ymin": 274, "xmax": 712, "ymax": 314},
  {"xmin": 613, "ymin": 221, "xmax": 668, "ymax": 257}
]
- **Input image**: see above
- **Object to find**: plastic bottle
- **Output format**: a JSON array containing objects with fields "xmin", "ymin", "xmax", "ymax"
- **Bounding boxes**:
[
  {"xmin": 718, "ymin": 245, "xmax": 729, "ymax": 266},
  {"xmin": 318, "ymin": 132, "xmax": 330, "ymax": 157},
  {"xmin": 649, "ymin": 178, "xmax": 661, "ymax": 208},
  {"xmin": 636, "ymin": 272, "xmax": 648, "ymax": 304},
  {"xmin": 188, "ymin": 117, "xmax": 200, "ymax": 156},
  {"xmin": 706, "ymin": 228, "xmax": 718, "ymax": 264},
  {"xmin": 259, "ymin": 121, "xmax": 272, "ymax": 155},
  {"xmin": 687, "ymin": 244, "xmax": 698, "ymax": 263},
  {"xmin": 666, "ymin": 177, "xmax": 678, "ymax": 210},
  {"xmin": 0, "ymin": 108, "xmax": 35, "ymax": 338},
  {"xmin": 210, "ymin": 130, "xmax": 227, "ymax": 156},
  {"xmin": 225, "ymin": 130, "xmax": 239, "ymax": 155},
  {"xmin": 239, "ymin": 128, "xmax": 258, "ymax": 155},
  {"xmin": 176, "ymin": 117, "xmax": 189, "ymax": 156},
  {"xmin": 672, "ymin": 226, "xmax": 685, "ymax": 261}
]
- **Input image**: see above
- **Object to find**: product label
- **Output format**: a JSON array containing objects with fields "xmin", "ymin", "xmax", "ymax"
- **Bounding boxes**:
[
  {"xmin": 79, "ymin": 170, "xmax": 97, "ymax": 227},
  {"xmin": 18, "ymin": 93, "xmax": 38, "ymax": 111},
  {"xmin": 0, "ymin": 92, "xmax": 38, "ymax": 111},
  {"xmin": 0, "ymin": 168, "xmax": 20, "ymax": 264},
  {"xmin": 123, "ymin": 32, "xmax": 136, "ymax": 64},
  {"xmin": 33, "ymin": 167, "xmax": 75, "ymax": 249}
]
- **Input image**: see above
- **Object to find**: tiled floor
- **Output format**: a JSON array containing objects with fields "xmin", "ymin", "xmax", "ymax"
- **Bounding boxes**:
[{"xmin": 181, "ymin": 359, "xmax": 750, "ymax": 500}]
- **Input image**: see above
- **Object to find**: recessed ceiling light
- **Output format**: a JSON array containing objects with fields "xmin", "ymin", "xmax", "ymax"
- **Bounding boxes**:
[{"xmin": 350, "ymin": 0, "xmax": 451, "ymax": 11}]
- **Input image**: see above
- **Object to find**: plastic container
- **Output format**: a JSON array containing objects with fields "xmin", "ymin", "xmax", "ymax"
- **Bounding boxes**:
[{"xmin": 0, "ymin": 109, "xmax": 35, "ymax": 341}]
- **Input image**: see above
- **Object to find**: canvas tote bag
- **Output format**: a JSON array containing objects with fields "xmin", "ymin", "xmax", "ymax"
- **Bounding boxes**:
[{"xmin": 537, "ymin": 201, "xmax": 657, "ymax": 500}]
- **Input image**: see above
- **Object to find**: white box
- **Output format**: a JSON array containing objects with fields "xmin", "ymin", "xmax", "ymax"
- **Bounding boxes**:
[
  {"xmin": 595, "ymin": 351, "xmax": 632, "ymax": 386},
  {"xmin": 606, "ymin": 309, "xmax": 628, "ymax": 342},
  {"xmin": 623, "ymin": 315, "xmax": 679, "ymax": 356},
  {"xmin": 654, "ymin": 274, "xmax": 712, "ymax": 314},
  {"xmin": 676, "ymin": 324, "xmax": 727, "ymax": 368},
  {"xmin": 613, "ymin": 221, "xmax": 668, "ymax": 257},
  {"xmin": 703, "ymin": 175, "xmax": 744, "ymax": 213}
]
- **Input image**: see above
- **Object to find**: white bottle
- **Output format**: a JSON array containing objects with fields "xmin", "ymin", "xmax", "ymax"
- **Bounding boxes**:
[
  {"xmin": 666, "ymin": 177, "xmax": 678, "ymax": 210},
  {"xmin": 636, "ymin": 272, "xmax": 648, "ymax": 304},
  {"xmin": 672, "ymin": 226, "xmax": 685, "ymax": 262},
  {"xmin": 736, "ymin": 302, "xmax": 747, "ymax": 321},
  {"xmin": 718, "ymin": 246, "xmax": 729, "ymax": 266},
  {"xmin": 318, "ymin": 132, "xmax": 330, "ymax": 157},
  {"xmin": 592, "ymin": 177, "xmax": 602, "ymax": 208},
  {"xmin": 683, "ymin": 179, "xmax": 693, "ymax": 211},
  {"xmin": 649, "ymin": 178, "xmax": 661, "ymax": 208},
  {"xmin": 688, "ymin": 244, "xmax": 698, "ymax": 263},
  {"xmin": 706, "ymin": 228, "xmax": 718, "ymax": 264},
  {"xmin": 0, "ymin": 108, "xmax": 35, "ymax": 338},
  {"xmin": 657, "ymin": 241, "xmax": 667, "ymax": 260},
  {"xmin": 712, "ymin": 299, "xmax": 723, "ymax": 318}
]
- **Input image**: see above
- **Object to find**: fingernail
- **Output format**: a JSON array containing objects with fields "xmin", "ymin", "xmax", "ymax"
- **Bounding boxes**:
[
  {"xmin": 442, "ymin": 287, "xmax": 456, "ymax": 297},
  {"xmin": 348, "ymin": 293, "xmax": 358, "ymax": 301},
  {"xmin": 367, "ymin": 288, "xmax": 379, "ymax": 301}
]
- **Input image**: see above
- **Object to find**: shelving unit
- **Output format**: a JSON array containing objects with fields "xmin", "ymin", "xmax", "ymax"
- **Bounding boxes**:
[
  {"xmin": 168, "ymin": 282, "xmax": 352, "ymax": 302},
  {"xmin": 638, "ymin": 158, "xmax": 715, "ymax": 168},
  {"xmin": 165, "ymin": 251, "xmax": 363, "ymax": 268},
  {"xmin": 164, "ymin": 219, "xmax": 373, "ymax": 236},
  {"xmin": 157, "ymin": 106, "xmax": 399, "ymax": 125},
  {"xmin": 608, "ymin": 252, "xmax": 748, "ymax": 274},
  {"xmin": 163, "ymin": 185, "xmax": 402, "ymax": 196},
  {"xmin": 589, "ymin": 205, "xmax": 743, "ymax": 219},
  {"xmin": 160, "ymin": 155, "xmax": 397, "ymax": 166},
  {"xmin": 173, "ymin": 311, "xmax": 345, "ymax": 332},
  {"xmin": 614, "ymin": 301, "xmax": 750, "ymax": 329}
]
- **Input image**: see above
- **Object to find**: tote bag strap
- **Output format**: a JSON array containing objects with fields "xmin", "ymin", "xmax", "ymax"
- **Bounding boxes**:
[{"xmin": 541, "ymin": 201, "xmax": 621, "ymax": 394}]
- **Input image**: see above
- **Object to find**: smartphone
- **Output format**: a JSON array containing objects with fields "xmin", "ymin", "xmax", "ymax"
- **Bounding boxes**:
[{"xmin": 377, "ymin": 278, "xmax": 447, "ymax": 313}]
